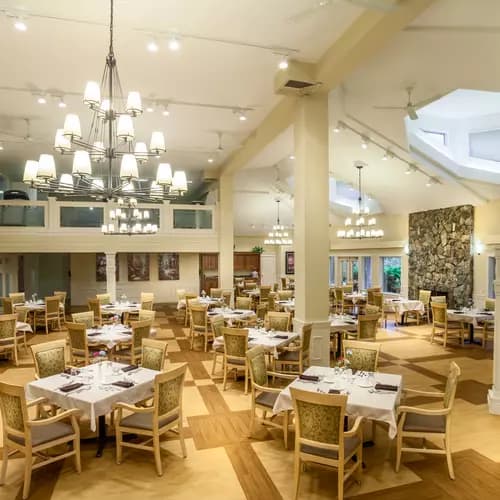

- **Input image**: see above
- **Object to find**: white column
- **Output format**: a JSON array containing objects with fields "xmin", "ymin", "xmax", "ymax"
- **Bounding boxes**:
[
  {"xmin": 219, "ymin": 174, "xmax": 234, "ymax": 289},
  {"xmin": 488, "ymin": 246, "xmax": 500, "ymax": 414},
  {"xmin": 401, "ymin": 253, "xmax": 409, "ymax": 298},
  {"xmin": 105, "ymin": 252, "xmax": 117, "ymax": 303},
  {"xmin": 293, "ymin": 93, "xmax": 330, "ymax": 367},
  {"xmin": 358, "ymin": 256, "xmax": 365, "ymax": 291},
  {"xmin": 372, "ymin": 255, "xmax": 381, "ymax": 288}
]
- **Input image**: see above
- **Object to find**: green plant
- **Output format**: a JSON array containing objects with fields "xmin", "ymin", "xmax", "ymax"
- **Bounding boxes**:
[{"xmin": 251, "ymin": 246, "xmax": 264, "ymax": 254}]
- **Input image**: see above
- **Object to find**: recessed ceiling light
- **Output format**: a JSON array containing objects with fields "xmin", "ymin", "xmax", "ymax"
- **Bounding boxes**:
[
  {"xmin": 146, "ymin": 106, "xmax": 154, "ymax": 113},
  {"xmin": 162, "ymin": 108, "xmax": 170, "ymax": 117},
  {"xmin": 37, "ymin": 96, "xmax": 47, "ymax": 104},
  {"xmin": 361, "ymin": 136, "xmax": 369, "ymax": 149},
  {"xmin": 14, "ymin": 19, "xmax": 27, "ymax": 31},
  {"xmin": 168, "ymin": 36, "xmax": 181, "ymax": 51},
  {"xmin": 58, "ymin": 98, "xmax": 67, "ymax": 108},
  {"xmin": 278, "ymin": 56, "xmax": 288, "ymax": 70},
  {"xmin": 208, "ymin": 157, "xmax": 214, "ymax": 164},
  {"xmin": 289, "ymin": 155, "xmax": 295, "ymax": 160},
  {"xmin": 147, "ymin": 40, "xmax": 159, "ymax": 52}
]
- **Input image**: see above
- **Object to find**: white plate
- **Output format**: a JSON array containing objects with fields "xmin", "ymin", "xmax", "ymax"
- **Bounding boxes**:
[
  {"xmin": 323, "ymin": 377, "xmax": 337, "ymax": 384},
  {"xmin": 357, "ymin": 380, "xmax": 373, "ymax": 388}
]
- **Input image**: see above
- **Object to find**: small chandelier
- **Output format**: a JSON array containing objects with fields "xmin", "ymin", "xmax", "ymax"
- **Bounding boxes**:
[
  {"xmin": 337, "ymin": 162, "xmax": 384, "ymax": 239},
  {"xmin": 102, "ymin": 198, "xmax": 158, "ymax": 235},
  {"xmin": 22, "ymin": 0, "xmax": 188, "ymax": 203},
  {"xmin": 264, "ymin": 199, "xmax": 293, "ymax": 245}
]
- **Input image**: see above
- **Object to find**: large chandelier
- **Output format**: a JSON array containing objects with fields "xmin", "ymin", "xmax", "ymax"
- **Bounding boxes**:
[
  {"xmin": 264, "ymin": 199, "xmax": 293, "ymax": 245},
  {"xmin": 337, "ymin": 163, "xmax": 384, "ymax": 239},
  {"xmin": 102, "ymin": 198, "xmax": 157, "ymax": 235},
  {"xmin": 22, "ymin": 0, "xmax": 187, "ymax": 202}
]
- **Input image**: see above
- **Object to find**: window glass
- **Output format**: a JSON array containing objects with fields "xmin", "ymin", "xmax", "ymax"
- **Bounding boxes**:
[
  {"xmin": 363, "ymin": 256, "xmax": 372, "ymax": 289},
  {"xmin": 173, "ymin": 209, "xmax": 212, "ymax": 229},
  {"xmin": 60, "ymin": 207, "xmax": 103, "ymax": 227},
  {"xmin": 381, "ymin": 256, "xmax": 401, "ymax": 294},
  {"xmin": 0, "ymin": 205, "xmax": 44, "ymax": 226},
  {"xmin": 329, "ymin": 256, "xmax": 335, "ymax": 285},
  {"xmin": 488, "ymin": 256, "xmax": 496, "ymax": 299}
]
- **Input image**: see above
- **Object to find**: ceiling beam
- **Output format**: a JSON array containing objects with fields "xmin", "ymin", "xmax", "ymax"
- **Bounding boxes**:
[{"xmin": 220, "ymin": 0, "xmax": 436, "ymax": 177}]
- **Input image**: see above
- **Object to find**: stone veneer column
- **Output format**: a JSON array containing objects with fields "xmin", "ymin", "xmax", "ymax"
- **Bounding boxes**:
[
  {"xmin": 219, "ymin": 174, "xmax": 234, "ymax": 290},
  {"xmin": 488, "ymin": 246, "xmax": 500, "ymax": 414},
  {"xmin": 293, "ymin": 93, "xmax": 330, "ymax": 366},
  {"xmin": 105, "ymin": 252, "xmax": 117, "ymax": 303}
]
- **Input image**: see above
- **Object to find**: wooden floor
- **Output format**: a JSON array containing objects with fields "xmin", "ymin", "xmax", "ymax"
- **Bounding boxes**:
[{"xmin": 1, "ymin": 307, "xmax": 500, "ymax": 499}]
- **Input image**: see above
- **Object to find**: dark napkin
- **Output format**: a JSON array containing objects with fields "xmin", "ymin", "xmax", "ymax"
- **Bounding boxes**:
[
  {"xmin": 112, "ymin": 380, "xmax": 134, "ymax": 388},
  {"xmin": 328, "ymin": 389, "xmax": 341, "ymax": 394},
  {"xmin": 482, "ymin": 311, "xmax": 493, "ymax": 315},
  {"xmin": 121, "ymin": 364, "xmax": 139, "ymax": 372},
  {"xmin": 59, "ymin": 382, "xmax": 84, "ymax": 393},
  {"xmin": 102, "ymin": 305, "xmax": 113, "ymax": 308},
  {"xmin": 232, "ymin": 311, "xmax": 244, "ymax": 315},
  {"xmin": 344, "ymin": 320, "xmax": 356, "ymax": 325},
  {"xmin": 453, "ymin": 311, "xmax": 464, "ymax": 314},
  {"xmin": 87, "ymin": 331, "xmax": 102, "ymax": 337},
  {"xmin": 375, "ymin": 383, "xmax": 398, "ymax": 392},
  {"xmin": 248, "ymin": 337, "xmax": 256, "ymax": 341},
  {"xmin": 299, "ymin": 374, "xmax": 319, "ymax": 382},
  {"xmin": 275, "ymin": 334, "xmax": 289, "ymax": 339},
  {"xmin": 208, "ymin": 312, "xmax": 217, "ymax": 316}
]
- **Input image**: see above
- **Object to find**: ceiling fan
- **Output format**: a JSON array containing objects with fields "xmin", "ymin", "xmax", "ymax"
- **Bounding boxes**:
[
  {"xmin": 288, "ymin": 0, "xmax": 398, "ymax": 23},
  {"xmin": 0, "ymin": 118, "xmax": 46, "ymax": 144},
  {"xmin": 373, "ymin": 86, "xmax": 441, "ymax": 121}
]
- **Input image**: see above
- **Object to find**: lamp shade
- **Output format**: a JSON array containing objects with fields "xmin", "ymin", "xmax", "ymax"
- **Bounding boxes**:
[
  {"xmin": 134, "ymin": 142, "xmax": 148, "ymax": 163},
  {"xmin": 156, "ymin": 163, "xmax": 172, "ymax": 186},
  {"xmin": 120, "ymin": 154, "xmax": 138, "ymax": 180},
  {"xmin": 117, "ymin": 115, "xmax": 134, "ymax": 141},
  {"xmin": 63, "ymin": 114, "xmax": 82, "ymax": 139},
  {"xmin": 150, "ymin": 181, "xmax": 163, "ymax": 199},
  {"xmin": 72, "ymin": 150, "xmax": 92, "ymax": 177},
  {"xmin": 23, "ymin": 160, "xmax": 38, "ymax": 184},
  {"xmin": 126, "ymin": 91, "xmax": 142, "ymax": 115},
  {"xmin": 54, "ymin": 129, "xmax": 72, "ymax": 153},
  {"xmin": 83, "ymin": 81, "xmax": 101, "ymax": 108},
  {"xmin": 150, "ymin": 131, "xmax": 166, "ymax": 154},
  {"xmin": 122, "ymin": 181, "xmax": 135, "ymax": 193},
  {"xmin": 59, "ymin": 173, "xmax": 74, "ymax": 192},
  {"xmin": 90, "ymin": 141, "xmax": 105, "ymax": 162},
  {"xmin": 37, "ymin": 154, "xmax": 56, "ymax": 180},
  {"xmin": 172, "ymin": 170, "xmax": 188, "ymax": 193}
]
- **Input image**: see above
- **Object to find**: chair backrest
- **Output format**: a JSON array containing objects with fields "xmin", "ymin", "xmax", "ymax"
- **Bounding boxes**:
[
  {"xmin": 131, "ymin": 320, "xmax": 152, "ymax": 350},
  {"xmin": 485, "ymin": 298, "xmax": 495, "ymax": 311},
  {"xmin": 278, "ymin": 290, "xmax": 293, "ymax": 301},
  {"xmin": 142, "ymin": 338, "xmax": 167, "ymax": 371},
  {"xmin": 222, "ymin": 326, "xmax": 248, "ymax": 359},
  {"xmin": 66, "ymin": 321, "xmax": 88, "ymax": 352},
  {"xmin": 140, "ymin": 292, "xmax": 155, "ymax": 304},
  {"xmin": 139, "ymin": 309, "xmax": 156, "ymax": 321},
  {"xmin": 235, "ymin": 296, "xmax": 252, "ymax": 310},
  {"xmin": 30, "ymin": 339, "xmax": 67, "ymax": 378},
  {"xmin": 222, "ymin": 289, "xmax": 232, "ymax": 307},
  {"xmin": 363, "ymin": 304, "xmax": 380, "ymax": 315},
  {"xmin": 444, "ymin": 361, "xmax": 461, "ymax": 409},
  {"xmin": 431, "ymin": 302, "xmax": 447, "ymax": 324},
  {"xmin": 246, "ymin": 345, "xmax": 268, "ymax": 388},
  {"xmin": 273, "ymin": 283, "xmax": 279, "ymax": 292},
  {"xmin": 45, "ymin": 296, "xmax": 60, "ymax": 316},
  {"xmin": 9, "ymin": 292, "xmax": 25, "ymax": 305},
  {"xmin": 210, "ymin": 316, "xmax": 225, "ymax": 338},
  {"xmin": 190, "ymin": 304, "xmax": 208, "ymax": 328},
  {"xmin": 210, "ymin": 288, "xmax": 223, "ymax": 298},
  {"xmin": 267, "ymin": 292, "xmax": 276, "ymax": 311},
  {"xmin": 301, "ymin": 323, "xmax": 313, "ymax": 354},
  {"xmin": 54, "ymin": 290, "xmax": 67, "ymax": 304},
  {"xmin": 72, "ymin": 311, "xmax": 95, "ymax": 328},
  {"xmin": 2, "ymin": 297, "xmax": 14, "ymax": 314},
  {"xmin": 260, "ymin": 286, "xmax": 271, "ymax": 301},
  {"xmin": 372, "ymin": 292, "xmax": 384, "ymax": 310},
  {"xmin": 431, "ymin": 295, "xmax": 447, "ymax": 304},
  {"xmin": 267, "ymin": 311, "xmax": 291, "ymax": 331},
  {"xmin": 16, "ymin": 306, "xmax": 29, "ymax": 323},
  {"xmin": 281, "ymin": 277, "xmax": 287, "ymax": 289},
  {"xmin": 244, "ymin": 281, "xmax": 257, "ymax": 290},
  {"xmin": 154, "ymin": 363, "xmax": 187, "ymax": 422},
  {"xmin": 419, "ymin": 289, "xmax": 431, "ymax": 305},
  {"xmin": 176, "ymin": 289, "xmax": 186, "ymax": 300},
  {"xmin": 291, "ymin": 387, "xmax": 347, "ymax": 451},
  {"xmin": 342, "ymin": 284, "xmax": 353, "ymax": 293},
  {"xmin": 367, "ymin": 288, "xmax": 381, "ymax": 305},
  {"xmin": 140, "ymin": 300, "xmax": 154, "ymax": 311},
  {"xmin": 184, "ymin": 294, "xmax": 198, "ymax": 313},
  {"xmin": 334, "ymin": 288, "xmax": 344, "ymax": 301},
  {"xmin": 88, "ymin": 298, "xmax": 102, "ymax": 323},
  {"xmin": 357, "ymin": 314, "xmax": 379, "ymax": 340},
  {"xmin": 96, "ymin": 293, "xmax": 111, "ymax": 305},
  {"xmin": 0, "ymin": 314, "xmax": 16, "ymax": 341},
  {"xmin": 0, "ymin": 382, "xmax": 28, "ymax": 439},
  {"xmin": 256, "ymin": 304, "xmax": 268, "ymax": 321},
  {"xmin": 343, "ymin": 340, "xmax": 381, "ymax": 371}
]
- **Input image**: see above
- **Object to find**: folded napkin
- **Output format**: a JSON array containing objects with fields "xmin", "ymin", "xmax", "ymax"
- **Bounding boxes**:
[
  {"xmin": 453, "ymin": 311, "xmax": 464, "ymax": 314},
  {"xmin": 248, "ymin": 337, "xmax": 256, "ymax": 341},
  {"xmin": 121, "ymin": 364, "xmax": 139, "ymax": 372},
  {"xmin": 232, "ymin": 311, "xmax": 244, "ymax": 315},
  {"xmin": 208, "ymin": 312, "xmax": 217, "ymax": 316},
  {"xmin": 59, "ymin": 382, "xmax": 84, "ymax": 393},
  {"xmin": 344, "ymin": 320, "xmax": 356, "ymax": 325},
  {"xmin": 374, "ymin": 383, "xmax": 398, "ymax": 392},
  {"xmin": 482, "ymin": 311, "xmax": 493, "ymax": 315},
  {"xmin": 87, "ymin": 331, "xmax": 102, "ymax": 337},
  {"xmin": 112, "ymin": 380, "xmax": 134, "ymax": 388},
  {"xmin": 275, "ymin": 334, "xmax": 289, "ymax": 339},
  {"xmin": 328, "ymin": 389, "xmax": 341, "ymax": 394},
  {"xmin": 299, "ymin": 374, "xmax": 320, "ymax": 382}
]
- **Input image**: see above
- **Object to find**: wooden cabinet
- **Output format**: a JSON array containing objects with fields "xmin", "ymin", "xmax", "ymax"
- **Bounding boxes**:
[
  {"xmin": 199, "ymin": 253, "xmax": 218, "ymax": 293},
  {"xmin": 233, "ymin": 252, "xmax": 260, "ymax": 276}
]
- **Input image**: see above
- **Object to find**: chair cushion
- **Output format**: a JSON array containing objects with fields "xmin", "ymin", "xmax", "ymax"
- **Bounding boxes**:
[
  {"xmin": 300, "ymin": 435, "xmax": 360, "ymax": 460},
  {"xmin": 403, "ymin": 412, "xmax": 446, "ymax": 433},
  {"xmin": 120, "ymin": 411, "xmax": 179, "ymax": 430},
  {"xmin": 255, "ymin": 391, "xmax": 279, "ymax": 409},
  {"xmin": 277, "ymin": 350, "xmax": 300, "ymax": 362},
  {"xmin": 226, "ymin": 357, "xmax": 245, "ymax": 365},
  {"xmin": 9, "ymin": 421, "xmax": 74, "ymax": 447}
]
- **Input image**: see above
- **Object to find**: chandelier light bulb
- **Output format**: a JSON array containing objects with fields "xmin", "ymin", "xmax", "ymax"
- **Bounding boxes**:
[
  {"xmin": 134, "ymin": 142, "xmax": 148, "ymax": 164},
  {"xmin": 117, "ymin": 114, "xmax": 135, "ymax": 142},
  {"xmin": 120, "ymin": 154, "xmax": 139, "ymax": 181},
  {"xmin": 63, "ymin": 114, "xmax": 82, "ymax": 139},
  {"xmin": 150, "ymin": 131, "xmax": 166, "ymax": 154},
  {"xmin": 156, "ymin": 163, "xmax": 173, "ymax": 186},
  {"xmin": 72, "ymin": 150, "xmax": 92, "ymax": 177},
  {"xmin": 172, "ymin": 170, "xmax": 188, "ymax": 193},
  {"xmin": 37, "ymin": 154, "xmax": 56, "ymax": 180},
  {"xmin": 59, "ymin": 173, "xmax": 74, "ymax": 192}
]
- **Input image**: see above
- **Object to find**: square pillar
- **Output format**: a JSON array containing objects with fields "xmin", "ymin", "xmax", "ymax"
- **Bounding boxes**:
[
  {"xmin": 488, "ymin": 246, "xmax": 500, "ymax": 414},
  {"xmin": 293, "ymin": 93, "xmax": 330, "ymax": 366},
  {"xmin": 219, "ymin": 174, "xmax": 234, "ymax": 289},
  {"xmin": 105, "ymin": 252, "xmax": 117, "ymax": 303}
]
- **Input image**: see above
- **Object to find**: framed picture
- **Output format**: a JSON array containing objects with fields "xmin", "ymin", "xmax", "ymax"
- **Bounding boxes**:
[
  {"xmin": 127, "ymin": 253, "xmax": 150, "ymax": 281},
  {"xmin": 285, "ymin": 251, "xmax": 295, "ymax": 275},
  {"xmin": 158, "ymin": 253, "xmax": 180, "ymax": 280},
  {"xmin": 96, "ymin": 253, "xmax": 119, "ymax": 282}
]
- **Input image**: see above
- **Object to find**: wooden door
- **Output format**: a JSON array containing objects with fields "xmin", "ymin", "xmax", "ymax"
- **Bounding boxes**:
[{"xmin": 199, "ymin": 253, "xmax": 218, "ymax": 293}]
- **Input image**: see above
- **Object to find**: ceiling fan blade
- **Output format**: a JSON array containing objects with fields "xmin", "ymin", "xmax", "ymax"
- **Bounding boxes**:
[
  {"xmin": 287, "ymin": 0, "xmax": 334, "ymax": 23},
  {"xmin": 347, "ymin": 0, "xmax": 398, "ymax": 11},
  {"xmin": 413, "ymin": 93, "xmax": 445, "ymax": 109},
  {"xmin": 407, "ymin": 106, "xmax": 419, "ymax": 120}
]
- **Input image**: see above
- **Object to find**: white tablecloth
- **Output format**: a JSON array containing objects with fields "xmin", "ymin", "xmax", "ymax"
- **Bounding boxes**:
[
  {"xmin": 87, "ymin": 325, "xmax": 133, "ymax": 349},
  {"xmin": 14, "ymin": 301, "xmax": 63, "ymax": 312},
  {"xmin": 447, "ymin": 309, "xmax": 494, "ymax": 327},
  {"xmin": 16, "ymin": 321, "xmax": 33, "ymax": 333},
  {"xmin": 177, "ymin": 296, "xmax": 223, "ymax": 310},
  {"xmin": 26, "ymin": 362, "xmax": 158, "ymax": 432},
  {"xmin": 273, "ymin": 366, "xmax": 402, "ymax": 439},
  {"xmin": 344, "ymin": 293, "xmax": 367, "ymax": 304},
  {"xmin": 330, "ymin": 315, "xmax": 358, "ymax": 332},
  {"xmin": 276, "ymin": 300, "xmax": 295, "ymax": 312},
  {"xmin": 208, "ymin": 308, "xmax": 255, "ymax": 322},
  {"xmin": 385, "ymin": 298, "xmax": 424, "ymax": 320},
  {"xmin": 101, "ymin": 302, "xmax": 140, "ymax": 315}
]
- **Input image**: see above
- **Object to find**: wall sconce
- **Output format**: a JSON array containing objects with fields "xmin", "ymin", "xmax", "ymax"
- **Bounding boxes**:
[{"xmin": 475, "ymin": 240, "xmax": 484, "ymax": 255}]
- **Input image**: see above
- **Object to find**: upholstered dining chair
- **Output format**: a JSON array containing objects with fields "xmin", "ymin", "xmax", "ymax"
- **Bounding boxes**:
[
  {"xmin": 222, "ymin": 327, "xmax": 249, "ymax": 394},
  {"xmin": 66, "ymin": 321, "xmax": 102, "ymax": 366},
  {"xmin": 209, "ymin": 288, "xmax": 223, "ymax": 298},
  {"xmin": 348, "ymin": 314, "xmax": 379, "ymax": 341},
  {"xmin": 431, "ymin": 296, "xmax": 447, "ymax": 304},
  {"xmin": 363, "ymin": 304, "xmax": 380, "ymax": 315},
  {"xmin": 210, "ymin": 315, "xmax": 226, "ymax": 375},
  {"xmin": 484, "ymin": 298, "xmax": 495, "ymax": 311},
  {"xmin": 244, "ymin": 281, "xmax": 257, "ymax": 290},
  {"xmin": 222, "ymin": 289, "xmax": 233, "ymax": 308},
  {"xmin": 259, "ymin": 285, "xmax": 272, "ymax": 304},
  {"xmin": 396, "ymin": 362, "xmax": 461, "ymax": 479},
  {"xmin": 343, "ymin": 340, "xmax": 381, "ymax": 372},
  {"xmin": 2, "ymin": 297, "xmax": 14, "ymax": 314},
  {"xmin": 235, "ymin": 296, "xmax": 252, "ymax": 310},
  {"xmin": 246, "ymin": 346, "xmax": 296, "ymax": 448},
  {"xmin": 478, "ymin": 319, "xmax": 494, "ymax": 349},
  {"xmin": 273, "ymin": 323, "xmax": 312, "ymax": 374},
  {"xmin": 114, "ymin": 363, "xmax": 188, "ymax": 476},
  {"xmin": 184, "ymin": 294, "xmax": 198, "ymax": 327},
  {"xmin": 189, "ymin": 303, "xmax": 210, "ymax": 351},
  {"xmin": 372, "ymin": 292, "xmax": 387, "ymax": 326},
  {"xmin": 141, "ymin": 338, "xmax": 168, "ymax": 371},
  {"xmin": 114, "ymin": 320, "xmax": 152, "ymax": 365},
  {"xmin": 267, "ymin": 292, "xmax": 277, "ymax": 312},
  {"xmin": 71, "ymin": 311, "xmax": 95, "ymax": 328},
  {"xmin": 30, "ymin": 339, "xmax": 67, "ymax": 379},
  {"xmin": 430, "ymin": 303, "xmax": 464, "ymax": 348},
  {"xmin": 256, "ymin": 304, "xmax": 268, "ymax": 322},
  {"xmin": 8, "ymin": 292, "xmax": 25, "ymax": 305},
  {"xmin": 53, "ymin": 290, "xmax": 67, "ymax": 325},
  {"xmin": 277, "ymin": 290, "xmax": 293, "ymax": 301},
  {"xmin": 96, "ymin": 293, "xmax": 111, "ymax": 304},
  {"xmin": 33, "ymin": 296, "xmax": 61, "ymax": 334},
  {"xmin": 419, "ymin": 289, "xmax": 432, "ymax": 323},
  {"xmin": 290, "ymin": 388, "xmax": 363, "ymax": 500},
  {"xmin": 334, "ymin": 287, "xmax": 344, "ymax": 314},
  {"xmin": 267, "ymin": 311, "xmax": 291, "ymax": 331},
  {"xmin": 367, "ymin": 287, "xmax": 381, "ymax": 305},
  {"xmin": 88, "ymin": 298, "xmax": 109, "ymax": 326},
  {"xmin": 14, "ymin": 306, "xmax": 29, "ymax": 352},
  {"xmin": 0, "ymin": 314, "xmax": 19, "ymax": 366},
  {"xmin": 139, "ymin": 309, "xmax": 156, "ymax": 322},
  {"xmin": 0, "ymin": 381, "xmax": 82, "ymax": 499}
]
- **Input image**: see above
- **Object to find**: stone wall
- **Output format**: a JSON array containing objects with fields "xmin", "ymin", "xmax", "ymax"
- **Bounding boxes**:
[{"xmin": 408, "ymin": 205, "xmax": 473, "ymax": 308}]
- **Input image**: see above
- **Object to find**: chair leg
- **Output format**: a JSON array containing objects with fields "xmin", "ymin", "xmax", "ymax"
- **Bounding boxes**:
[
  {"xmin": 74, "ymin": 437, "xmax": 82, "ymax": 473},
  {"xmin": 211, "ymin": 352, "xmax": 217, "ymax": 375},
  {"xmin": 395, "ymin": 433, "xmax": 402, "ymax": 472},
  {"xmin": 153, "ymin": 435, "xmax": 163, "ymax": 476},
  {"xmin": 244, "ymin": 364, "xmax": 249, "ymax": 395},
  {"xmin": 116, "ymin": 430, "xmax": 123, "ymax": 464},
  {"xmin": 445, "ymin": 436, "xmax": 455, "ymax": 479},
  {"xmin": 222, "ymin": 362, "xmax": 228, "ymax": 391},
  {"xmin": 293, "ymin": 455, "xmax": 302, "ymax": 500},
  {"xmin": 22, "ymin": 456, "xmax": 33, "ymax": 500},
  {"xmin": 13, "ymin": 342, "xmax": 18, "ymax": 366},
  {"xmin": 0, "ymin": 444, "xmax": 8, "ymax": 485},
  {"xmin": 179, "ymin": 421, "xmax": 187, "ymax": 458},
  {"xmin": 337, "ymin": 463, "xmax": 344, "ymax": 500},
  {"xmin": 283, "ymin": 410, "xmax": 289, "ymax": 449}
]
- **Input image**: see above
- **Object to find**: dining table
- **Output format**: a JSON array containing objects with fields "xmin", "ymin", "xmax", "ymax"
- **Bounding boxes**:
[
  {"xmin": 330, "ymin": 314, "xmax": 358, "ymax": 357},
  {"xmin": 208, "ymin": 307, "xmax": 256, "ymax": 323},
  {"xmin": 276, "ymin": 299, "xmax": 295, "ymax": 312},
  {"xmin": 273, "ymin": 365, "xmax": 403, "ymax": 439},
  {"xmin": 447, "ymin": 308, "xmax": 495, "ymax": 343},
  {"xmin": 384, "ymin": 297, "xmax": 425, "ymax": 324},
  {"xmin": 13, "ymin": 300, "xmax": 64, "ymax": 313},
  {"xmin": 87, "ymin": 324, "xmax": 133, "ymax": 349},
  {"xmin": 26, "ymin": 361, "xmax": 159, "ymax": 457},
  {"xmin": 16, "ymin": 321, "xmax": 33, "ymax": 333}
]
